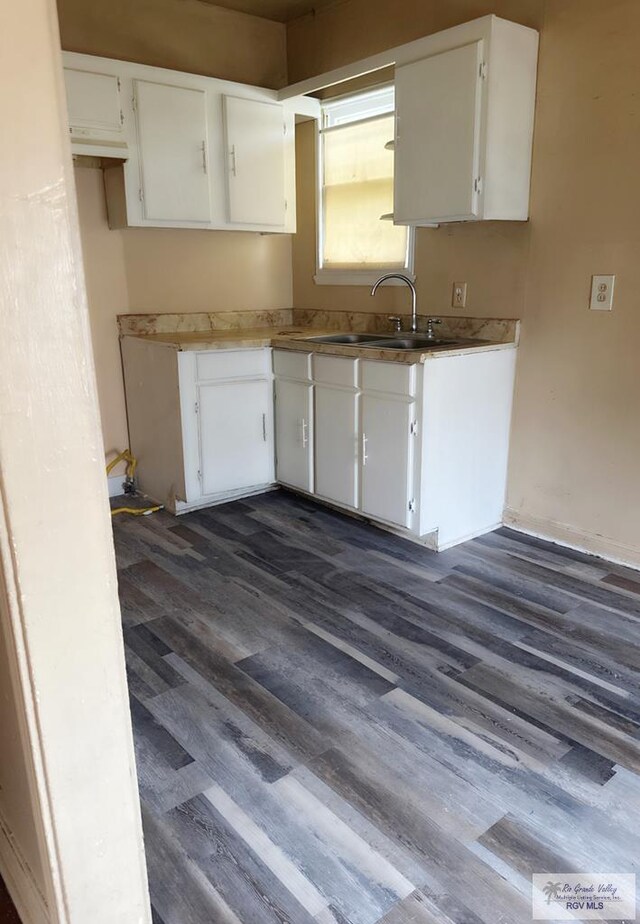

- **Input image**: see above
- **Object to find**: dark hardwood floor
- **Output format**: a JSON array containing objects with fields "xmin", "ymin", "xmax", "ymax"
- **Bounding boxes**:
[{"xmin": 114, "ymin": 489, "xmax": 640, "ymax": 924}]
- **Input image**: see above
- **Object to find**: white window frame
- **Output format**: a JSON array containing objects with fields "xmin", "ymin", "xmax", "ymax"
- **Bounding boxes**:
[{"xmin": 314, "ymin": 86, "xmax": 415, "ymax": 287}]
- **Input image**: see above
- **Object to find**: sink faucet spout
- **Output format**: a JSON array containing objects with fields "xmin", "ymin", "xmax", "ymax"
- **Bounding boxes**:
[{"xmin": 370, "ymin": 273, "xmax": 418, "ymax": 333}]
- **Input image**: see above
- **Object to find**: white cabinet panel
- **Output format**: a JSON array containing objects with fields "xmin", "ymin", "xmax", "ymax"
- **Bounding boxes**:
[
  {"xmin": 64, "ymin": 68, "xmax": 123, "ymax": 140},
  {"xmin": 198, "ymin": 379, "xmax": 273, "ymax": 496},
  {"xmin": 135, "ymin": 80, "xmax": 211, "ymax": 223},
  {"xmin": 223, "ymin": 95, "xmax": 286, "ymax": 226},
  {"xmin": 394, "ymin": 41, "xmax": 484, "ymax": 223},
  {"xmin": 315, "ymin": 386, "xmax": 358, "ymax": 508},
  {"xmin": 275, "ymin": 379, "xmax": 313, "ymax": 492},
  {"xmin": 361, "ymin": 395, "xmax": 415, "ymax": 528}
]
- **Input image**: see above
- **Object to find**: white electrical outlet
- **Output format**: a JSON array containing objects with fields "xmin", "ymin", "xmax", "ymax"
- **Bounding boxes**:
[
  {"xmin": 452, "ymin": 281, "xmax": 467, "ymax": 308},
  {"xmin": 590, "ymin": 275, "xmax": 615, "ymax": 311}
]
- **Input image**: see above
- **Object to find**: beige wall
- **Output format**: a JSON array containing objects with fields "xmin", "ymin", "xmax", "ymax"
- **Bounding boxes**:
[
  {"xmin": 66, "ymin": 0, "xmax": 292, "ymax": 474},
  {"xmin": 289, "ymin": 0, "xmax": 640, "ymax": 564},
  {"xmin": 74, "ymin": 165, "xmax": 292, "ymax": 469},
  {"xmin": 507, "ymin": 0, "xmax": 640, "ymax": 561},
  {"xmin": 57, "ymin": 0, "xmax": 287, "ymax": 88}
]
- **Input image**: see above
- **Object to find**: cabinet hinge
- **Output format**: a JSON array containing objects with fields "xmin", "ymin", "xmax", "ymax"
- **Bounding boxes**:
[
  {"xmin": 408, "ymin": 499, "xmax": 416, "ymax": 513},
  {"xmin": 410, "ymin": 420, "xmax": 418, "ymax": 436},
  {"xmin": 120, "ymin": 109, "xmax": 124, "ymax": 126},
  {"xmin": 284, "ymin": 199, "xmax": 288, "ymax": 212},
  {"xmin": 197, "ymin": 469, "xmax": 202, "ymax": 481},
  {"xmin": 194, "ymin": 401, "xmax": 199, "ymax": 414},
  {"xmin": 474, "ymin": 176, "xmax": 483, "ymax": 195},
  {"xmin": 479, "ymin": 61, "xmax": 487, "ymax": 80},
  {"xmin": 117, "ymin": 77, "xmax": 121, "ymax": 91},
  {"xmin": 131, "ymin": 94, "xmax": 137, "ymax": 112},
  {"xmin": 283, "ymin": 123, "xmax": 287, "ymax": 136},
  {"xmin": 138, "ymin": 187, "xmax": 144, "ymax": 202}
]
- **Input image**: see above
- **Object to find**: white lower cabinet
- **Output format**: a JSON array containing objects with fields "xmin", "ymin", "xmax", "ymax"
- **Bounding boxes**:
[
  {"xmin": 273, "ymin": 347, "xmax": 517, "ymax": 549},
  {"xmin": 361, "ymin": 394, "xmax": 415, "ymax": 528},
  {"xmin": 198, "ymin": 379, "xmax": 272, "ymax": 496},
  {"xmin": 121, "ymin": 339, "xmax": 275, "ymax": 511},
  {"xmin": 315, "ymin": 384, "xmax": 359, "ymax": 508},
  {"xmin": 273, "ymin": 351, "xmax": 417, "ymax": 529},
  {"xmin": 274, "ymin": 379, "xmax": 313, "ymax": 492},
  {"xmin": 122, "ymin": 340, "xmax": 516, "ymax": 546}
]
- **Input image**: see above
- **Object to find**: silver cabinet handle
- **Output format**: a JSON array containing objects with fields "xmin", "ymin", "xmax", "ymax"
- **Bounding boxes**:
[
  {"xmin": 230, "ymin": 144, "xmax": 237, "ymax": 177},
  {"xmin": 262, "ymin": 413, "xmax": 267, "ymax": 442},
  {"xmin": 301, "ymin": 418, "xmax": 308, "ymax": 449},
  {"xmin": 201, "ymin": 140, "xmax": 207, "ymax": 174},
  {"xmin": 362, "ymin": 432, "xmax": 368, "ymax": 465}
]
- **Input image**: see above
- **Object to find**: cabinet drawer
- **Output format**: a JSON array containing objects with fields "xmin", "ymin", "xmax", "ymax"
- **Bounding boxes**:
[
  {"xmin": 313, "ymin": 354, "xmax": 358, "ymax": 388},
  {"xmin": 196, "ymin": 349, "xmax": 270, "ymax": 382},
  {"xmin": 360, "ymin": 361, "xmax": 416, "ymax": 397},
  {"xmin": 273, "ymin": 349, "xmax": 312, "ymax": 381}
]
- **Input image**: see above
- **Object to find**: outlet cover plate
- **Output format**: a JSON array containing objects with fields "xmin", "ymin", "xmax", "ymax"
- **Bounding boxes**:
[
  {"xmin": 452, "ymin": 281, "xmax": 467, "ymax": 308},
  {"xmin": 590, "ymin": 274, "xmax": 615, "ymax": 311}
]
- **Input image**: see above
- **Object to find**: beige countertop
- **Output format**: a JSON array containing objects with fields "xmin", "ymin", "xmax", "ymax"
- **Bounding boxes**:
[{"xmin": 121, "ymin": 326, "xmax": 517, "ymax": 363}]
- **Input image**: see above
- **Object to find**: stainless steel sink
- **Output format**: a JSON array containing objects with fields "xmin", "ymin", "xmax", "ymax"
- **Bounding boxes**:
[
  {"xmin": 362, "ymin": 337, "xmax": 460, "ymax": 350},
  {"xmin": 307, "ymin": 333, "xmax": 385, "ymax": 344}
]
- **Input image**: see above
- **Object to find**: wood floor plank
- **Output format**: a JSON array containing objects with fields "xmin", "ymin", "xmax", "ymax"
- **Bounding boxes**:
[{"xmin": 112, "ymin": 490, "xmax": 640, "ymax": 924}]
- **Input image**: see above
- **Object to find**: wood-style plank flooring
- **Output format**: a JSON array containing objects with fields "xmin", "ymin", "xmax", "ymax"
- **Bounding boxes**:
[{"xmin": 113, "ymin": 490, "xmax": 640, "ymax": 924}]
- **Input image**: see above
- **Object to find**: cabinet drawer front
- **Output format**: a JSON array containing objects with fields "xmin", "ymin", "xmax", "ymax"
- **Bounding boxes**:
[
  {"xmin": 273, "ymin": 350, "xmax": 312, "ymax": 381},
  {"xmin": 196, "ymin": 349, "xmax": 270, "ymax": 382},
  {"xmin": 313, "ymin": 354, "xmax": 358, "ymax": 388},
  {"xmin": 361, "ymin": 361, "xmax": 416, "ymax": 396}
]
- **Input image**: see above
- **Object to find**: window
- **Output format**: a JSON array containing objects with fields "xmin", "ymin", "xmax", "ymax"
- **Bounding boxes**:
[{"xmin": 315, "ymin": 85, "xmax": 413, "ymax": 285}]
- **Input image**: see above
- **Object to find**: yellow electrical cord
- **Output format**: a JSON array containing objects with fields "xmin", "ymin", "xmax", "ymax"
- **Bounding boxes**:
[{"xmin": 106, "ymin": 449, "xmax": 163, "ymax": 517}]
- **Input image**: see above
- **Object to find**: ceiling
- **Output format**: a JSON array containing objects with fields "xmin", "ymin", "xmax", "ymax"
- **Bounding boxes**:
[{"xmin": 197, "ymin": 0, "xmax": 337, "ymax": 23}]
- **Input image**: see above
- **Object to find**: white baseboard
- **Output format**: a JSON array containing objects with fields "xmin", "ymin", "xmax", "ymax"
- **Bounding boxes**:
[
  {"xmin": 503, "ymin": 507, "xmax": 640, "ymax": 571},
  {"xmin": 107, "ymin": 472, "xmax": 126, "ymax": 498},
  {"xmin": 0, "ymin": 813, "xmax": 50, "ymax": 924}
]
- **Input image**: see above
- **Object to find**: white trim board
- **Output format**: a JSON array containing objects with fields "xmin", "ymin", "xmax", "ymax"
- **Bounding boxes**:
[
  {"xmin": 503, "ymin": 507, "xmax": 640, "ymax": 572},
  {"xmin": 0, "ymin": 813, "xmax": 49, "ymax": 924}
]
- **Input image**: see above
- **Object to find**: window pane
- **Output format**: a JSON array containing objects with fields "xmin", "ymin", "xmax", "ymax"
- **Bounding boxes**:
[{"xmin": 322, "ymin": 115, "xmax": 407, "ymax": 268}]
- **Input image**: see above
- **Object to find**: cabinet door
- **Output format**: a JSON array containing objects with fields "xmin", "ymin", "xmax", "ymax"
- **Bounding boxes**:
[
  {"xmin": 223, "ymin": 96, "xmax": 286, "ymax": 226},
  {"xmin": 134, "ymin": 80, "xmax": 211, "ymax": 223},
  {"xmin": 394, "ymin": 41, "xmax": 484, "ymax": 223},
  {"xmin": 274, "ymin": 379, "xmax": 313, "ymax": 492},
  {"xmin": 361, "ymin": 395, "xmax": 415, "ymax": 528},
  {"xmin": 64, "ymin": 68, "xmax": 123, "ymax": 140},
  {"xmin": 315, "ymin": 385, "xmax": 358, "ymax": 508},
  {"xmin": 198, "ymin": 379, "xmax": 273, "ymax": 496}
]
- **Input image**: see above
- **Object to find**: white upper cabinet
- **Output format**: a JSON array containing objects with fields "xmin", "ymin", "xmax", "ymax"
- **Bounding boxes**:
[
  {"xmin": 134, "ymin": 80, "xmax": 211, "ymax": 223},
  {"xmin": 394, "ymin": 18, "xmax": 539, "ymax": 224},
  {"xmin": 395, "ymin": 42, "xmax": 484, "ymax": 223},
  {"xmin": 278, "ymin": 14, "xmax": 538, "ymax": 225},
  {"xmin": 64, "ymin": 67, "xmax": 126, "ymax": 153},
  {"xmin": 62, "ymin": 51, "xmax": 315, "ymax": 233},
  {"xmin": 223, "ymin": 96, "xmax": 286, "ymax": 227}
]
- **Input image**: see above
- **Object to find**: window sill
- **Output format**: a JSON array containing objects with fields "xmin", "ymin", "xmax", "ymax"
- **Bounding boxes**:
[{"xmin": 314, "ymin": 270, "xmax": 416, "ymax": 287}]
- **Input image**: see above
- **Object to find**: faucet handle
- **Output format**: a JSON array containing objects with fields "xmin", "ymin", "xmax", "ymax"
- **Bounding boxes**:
[
  {"xmin": 426, "ymin": 317, "xmax": 442, "ymax": 337},
  {"xmin": 388, "ymin": 315, "xmax": 402, "ymax": 332}
]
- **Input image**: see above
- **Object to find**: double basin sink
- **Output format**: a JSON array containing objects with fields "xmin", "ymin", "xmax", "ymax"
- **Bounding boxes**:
[{"xmin": 306, "ymin": 332, "xmax": 461, "ymax": 350}]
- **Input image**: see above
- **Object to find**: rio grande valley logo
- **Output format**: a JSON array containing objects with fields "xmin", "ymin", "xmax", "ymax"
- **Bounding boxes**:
[{"xmin": 532, "ymin": 873, "xmax": 636, "ymax": 920}]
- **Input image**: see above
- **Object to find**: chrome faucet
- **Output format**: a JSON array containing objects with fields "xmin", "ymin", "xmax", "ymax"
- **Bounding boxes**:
[{"xmin": 370, "ymin": 273, "xmax": 418, "ymax": 333}]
